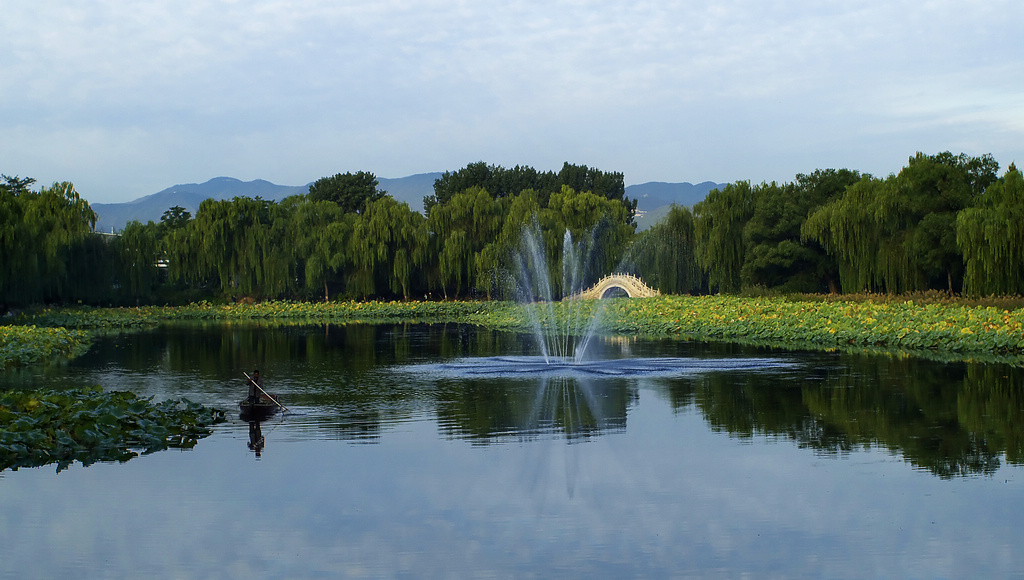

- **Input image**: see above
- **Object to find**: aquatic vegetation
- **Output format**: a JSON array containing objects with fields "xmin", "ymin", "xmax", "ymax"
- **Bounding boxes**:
[
  {"xmin": 9, "ymin": 294, "xmax": 1024, "ymax": 365},
  {"xmin": 17, "ymin": 300, "xmax": 503, "ymax": 327},
  {"xmin": 0, "ymin": 387, "xmax": 226, "ymax": 472},
  {"xmin": 603, "ymin": 295, "xmax": 1024, "ymax": 355},
  {"xmin": 0, "ymin": 325, "xmax": 90, "ymax": 369}
]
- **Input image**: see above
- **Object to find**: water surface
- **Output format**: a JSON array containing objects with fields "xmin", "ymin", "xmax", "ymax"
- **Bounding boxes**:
[{"xmin": 2, "ymin": 322, "xmax": 1023, "ymax": 578}]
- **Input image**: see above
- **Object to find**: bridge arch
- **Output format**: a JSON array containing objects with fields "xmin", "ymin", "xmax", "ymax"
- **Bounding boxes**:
[{"xmin": 567, "ymin": 273, "xmax": 660, "ymax": 300}]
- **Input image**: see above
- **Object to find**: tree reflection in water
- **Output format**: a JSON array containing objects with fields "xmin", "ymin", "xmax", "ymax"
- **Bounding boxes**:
[{"xmin": 11, "ymin": 321, "xmax": 1023, "ymax": 479}]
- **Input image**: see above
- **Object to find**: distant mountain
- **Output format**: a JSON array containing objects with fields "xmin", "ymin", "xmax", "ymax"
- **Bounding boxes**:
[
  {"xmin": 377, "ymin": 173, "xmax": 443, "ymax": 212},
  {"xmin": 92, "ymin": 174, "xmax": 722, "ymax": 233},
  {"xmin": 92, "ymin": 177, "xmax": 307, "ymax": 233},
  {"xmin": 627, "ymin": 181, "xmax": 724, "ymax": 231},
  {"xmin": 92, "ymin": 173, "xmax": 442, "ymax": 233}
]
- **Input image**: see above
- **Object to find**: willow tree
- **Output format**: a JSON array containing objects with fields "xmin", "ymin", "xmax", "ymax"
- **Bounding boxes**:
[
  {"xmin": 801, "ymin": 176, "xmax": 908, "ymax": 293},
  {"xmin": 693, "ymin": 181, "xmax": 754, "ymax": 293},
  {"xmin": 804, "ymin": 152, "xmax": 997, "ymax": 293},
  {"xmin": 0, "ymin": 179, "xmax": 99, "ymax": 305},
  {"xmin": 350, "ymin": 196, "xmax": 424, "ymax": 300},
  {"xmin": 426, "ymin": 187, "xmax": 503, "ymax": 299},
  {"xmin": 476, "ymin": 190, "xmax": 543, "ymax": 300},
  {"xmin": 543, "ymin": 185, "xmax": 635, "ymax": 293},
  {"xmin": 176, "ymin": 196, "xmax": 293, "ymax": 299},
  {"xmin": 286, "ymin": 198, "xmax": 346, "ymax": 301},
  {"xmin": 0, "ymin": 175, "xmax": 35, "ymax": 307},
  {"xmin": 957, "ymin": 164, "xmax": 1024, "ymax": 296},
  {"xmin": 117, "ymin": 220, "xmax": 162, "ymax": 300},
  {"xmin": 629, "ymin": 205, "xmax": 702, "ymax": 295}
]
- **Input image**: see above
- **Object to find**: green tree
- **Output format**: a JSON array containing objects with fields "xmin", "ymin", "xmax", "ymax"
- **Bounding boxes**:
[
  {"xmin": 742, "ymin": 169, "xmax": 861, "ymax": 293},
  {"xmin": 2, "ymin": 180, "xmax": 99, "ymax": 305},
  {"xmin": 116, "ymin": 220, "xmax": 162, "ymax": 300},
  {"xmin": 160, "ymin": 205, "xmax": 192, "ymax": 231},
  {"xmin": 287, "ymin": 198, "xmax": 347, "ymax": 301},
  {"xmin": 630, "ymin": 205, "xmax": 702, "ymax": 295},
  {"xmin": 957, "ymin": 164, "xmax": 1024, "ymax": 296},
  {"xmin": 0, "ymin": 176, "xmax": 35, "ymax": 307},
  {"xmin": 693, "ymin": 181, "xmax": 755, "ymax": 293},
  {"xmin": 351, "ymin": 197, "xmax": 425, "ymax": 300},
  {"xmin": 899, "ymin": 152, "xmax": 997, "ymax": 292},
  {"xmin": 544, "ymin": 185, "xmax": 635, "ymax": 288},
  {"xmin": 173, "ymin": 196, "xmax": 293, "ymax": 299},
  {"xmin": 426, "ymin": 187, "xmax": 504, "ymax": 299},
  {"xmin": 308, "ymin": 171, "xmax": 386, "ymax": 214},
  {"xmin": 804, "ymin": 152, "xmax": 997, "ymax": 293},
  {"xmin": 426, "ymin": 162, "xmax": 635, "ymax": 223}
]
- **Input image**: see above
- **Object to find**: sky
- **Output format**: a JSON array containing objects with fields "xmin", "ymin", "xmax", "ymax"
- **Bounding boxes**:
[{"xmin": 3, "ymin": 1, "xmax": 1022, "ymax": 204}]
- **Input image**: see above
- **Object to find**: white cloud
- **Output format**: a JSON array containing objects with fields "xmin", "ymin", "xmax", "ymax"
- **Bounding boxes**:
[{"xmin": 2, "ymin": 0, "xmax": 1022, "ymax": 201}]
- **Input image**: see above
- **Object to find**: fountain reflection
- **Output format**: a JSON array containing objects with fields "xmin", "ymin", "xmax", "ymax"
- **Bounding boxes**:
[
  {"xmin": 432, "ymin": 375, "xmax": 635, "ymax": 442},
  {"xmin": 524, "ymin": 376, "xmax": 630, "ymax": 440},
  {"xmin": 410, "ymin": 354, "xmax": 792, "ymax": 442}
]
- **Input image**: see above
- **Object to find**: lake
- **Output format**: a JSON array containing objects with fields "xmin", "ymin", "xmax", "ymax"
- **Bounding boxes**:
[{"xmin": 2, "ymin": 322, "xmax": 1023, "ymax": 578}]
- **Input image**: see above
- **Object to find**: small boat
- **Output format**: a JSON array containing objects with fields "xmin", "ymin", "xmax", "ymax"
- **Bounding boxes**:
[{"xmin": 239, "ymin": 397, "xmax": 280, "ymax": 420}]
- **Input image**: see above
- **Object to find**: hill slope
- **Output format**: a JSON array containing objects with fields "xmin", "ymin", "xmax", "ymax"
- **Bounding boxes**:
[
  {"xmin": 92, "ymin": 174, "xmax": 722, "ymax": 233},
  {"xmin": 627, "ymin": 181, "xmax": 724, "ymax": 231},
  {"xmin": 93, "ymin": 174, "xmax": 442, "ymax": 232},
  {"xmin": 92, "ymin": 177, "xmax": 308, "ymax": 233}
]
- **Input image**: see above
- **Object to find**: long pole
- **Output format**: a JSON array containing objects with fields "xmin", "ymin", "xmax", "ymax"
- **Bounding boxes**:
[{"xmin": 243, "ymin": 372, "xmax": 288, "ymax": 412}]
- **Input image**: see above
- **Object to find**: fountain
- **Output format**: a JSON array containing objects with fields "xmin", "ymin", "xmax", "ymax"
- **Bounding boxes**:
[
  {"xmin": 513, "ymin": 219, "xmax": 607, "ymax": 364},
  {"xmin": 406, "ymin": 217, "xmax": 795, "ymax": 382}
]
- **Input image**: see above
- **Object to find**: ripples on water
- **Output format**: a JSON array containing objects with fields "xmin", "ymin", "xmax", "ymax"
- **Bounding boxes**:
[{"xmin": 404, "ymin": 355, "xmax": 798, "ymax": 378}]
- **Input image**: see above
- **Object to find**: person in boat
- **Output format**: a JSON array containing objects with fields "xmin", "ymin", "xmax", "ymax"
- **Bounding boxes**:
[{"xmin": 247, "ymin": 369, "xmax": 263, "ymax": 404}]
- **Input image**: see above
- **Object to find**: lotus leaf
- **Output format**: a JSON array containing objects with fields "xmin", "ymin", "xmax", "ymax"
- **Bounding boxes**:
[{"xmin": 0, "ymin": 388, "xmax": 225, "ymax": 472}]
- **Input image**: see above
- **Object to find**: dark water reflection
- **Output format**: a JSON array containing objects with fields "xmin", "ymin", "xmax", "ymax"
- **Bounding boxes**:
[
  {"xmin": 3, "ymin": 322, "xmax": 1024, "ymax": 577},
  {"xmin": 10, "ymin": 322, "xmax": 1023, "ymax": 478}
]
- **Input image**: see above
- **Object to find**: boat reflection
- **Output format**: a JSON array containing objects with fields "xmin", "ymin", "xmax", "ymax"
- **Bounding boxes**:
[{"xmin": 247, "ymin": 420, "xmax": 265, "ymax": 457}]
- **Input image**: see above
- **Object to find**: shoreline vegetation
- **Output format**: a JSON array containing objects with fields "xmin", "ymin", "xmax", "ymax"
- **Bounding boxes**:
[{"xmin": 4, "ymin": 294, "xmax": 1024, "ymax": 369}]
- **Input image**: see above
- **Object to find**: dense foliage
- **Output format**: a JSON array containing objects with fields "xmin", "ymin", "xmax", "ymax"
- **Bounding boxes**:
[
  {"xmin": 3, "ymin": 153, "xmax": 1024, "ymax": 308},
  {"xmin": 0, "ymin": 175, "xmax": 107, "ymax": 308},
  {"xmin": 425, "ymin": 161, "xmax": 635, "ymax": 218},
  {"xmin": 802, "ymin": 153, "xmax": 999, "ymax": 294},
  {"xmin": 0, "ymin": 387, "xmax": 225, "ymax": 472}
]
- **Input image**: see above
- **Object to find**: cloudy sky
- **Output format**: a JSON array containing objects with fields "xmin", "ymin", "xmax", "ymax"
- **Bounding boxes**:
[{"xmin": 3, "ymin": 1, "xmax": 1022, "ymax": 203}]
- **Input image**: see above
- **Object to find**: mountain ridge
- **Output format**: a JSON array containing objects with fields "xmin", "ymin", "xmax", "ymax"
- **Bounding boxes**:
[{"xmin": 92, "ymin": 174, "xmax": 724, "ymax": 233}]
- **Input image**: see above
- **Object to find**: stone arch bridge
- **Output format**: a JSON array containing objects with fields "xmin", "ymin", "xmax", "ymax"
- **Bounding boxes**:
[{"xmin": 566, "ymin": 273, "xmax": 660, "ymax": 300}]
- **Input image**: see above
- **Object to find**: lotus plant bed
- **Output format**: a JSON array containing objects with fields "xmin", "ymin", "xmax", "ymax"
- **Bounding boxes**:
[{"xmin": 0, "ymin": 387, "xmax": 226, "ymax": 473}]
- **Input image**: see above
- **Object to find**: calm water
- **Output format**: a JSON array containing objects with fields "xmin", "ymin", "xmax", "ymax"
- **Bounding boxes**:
[{"xmin": 3, "ymin": 322, "xmax": 1024, "ymax": 578}]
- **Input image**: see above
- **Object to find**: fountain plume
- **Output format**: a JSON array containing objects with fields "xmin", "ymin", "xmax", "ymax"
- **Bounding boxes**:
[{"xmin": 513, "ymin": 219, "xmax": 610, "ymax": 363}]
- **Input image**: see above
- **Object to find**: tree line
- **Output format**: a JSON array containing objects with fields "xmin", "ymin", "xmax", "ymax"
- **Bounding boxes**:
[
  {"xmin": 690, "ymin": 152, "xmax": 1022, "ymax": 296},
  {"xmin": 2, "ymin": 153, "xmax": 1022, "ymax": 308}
]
